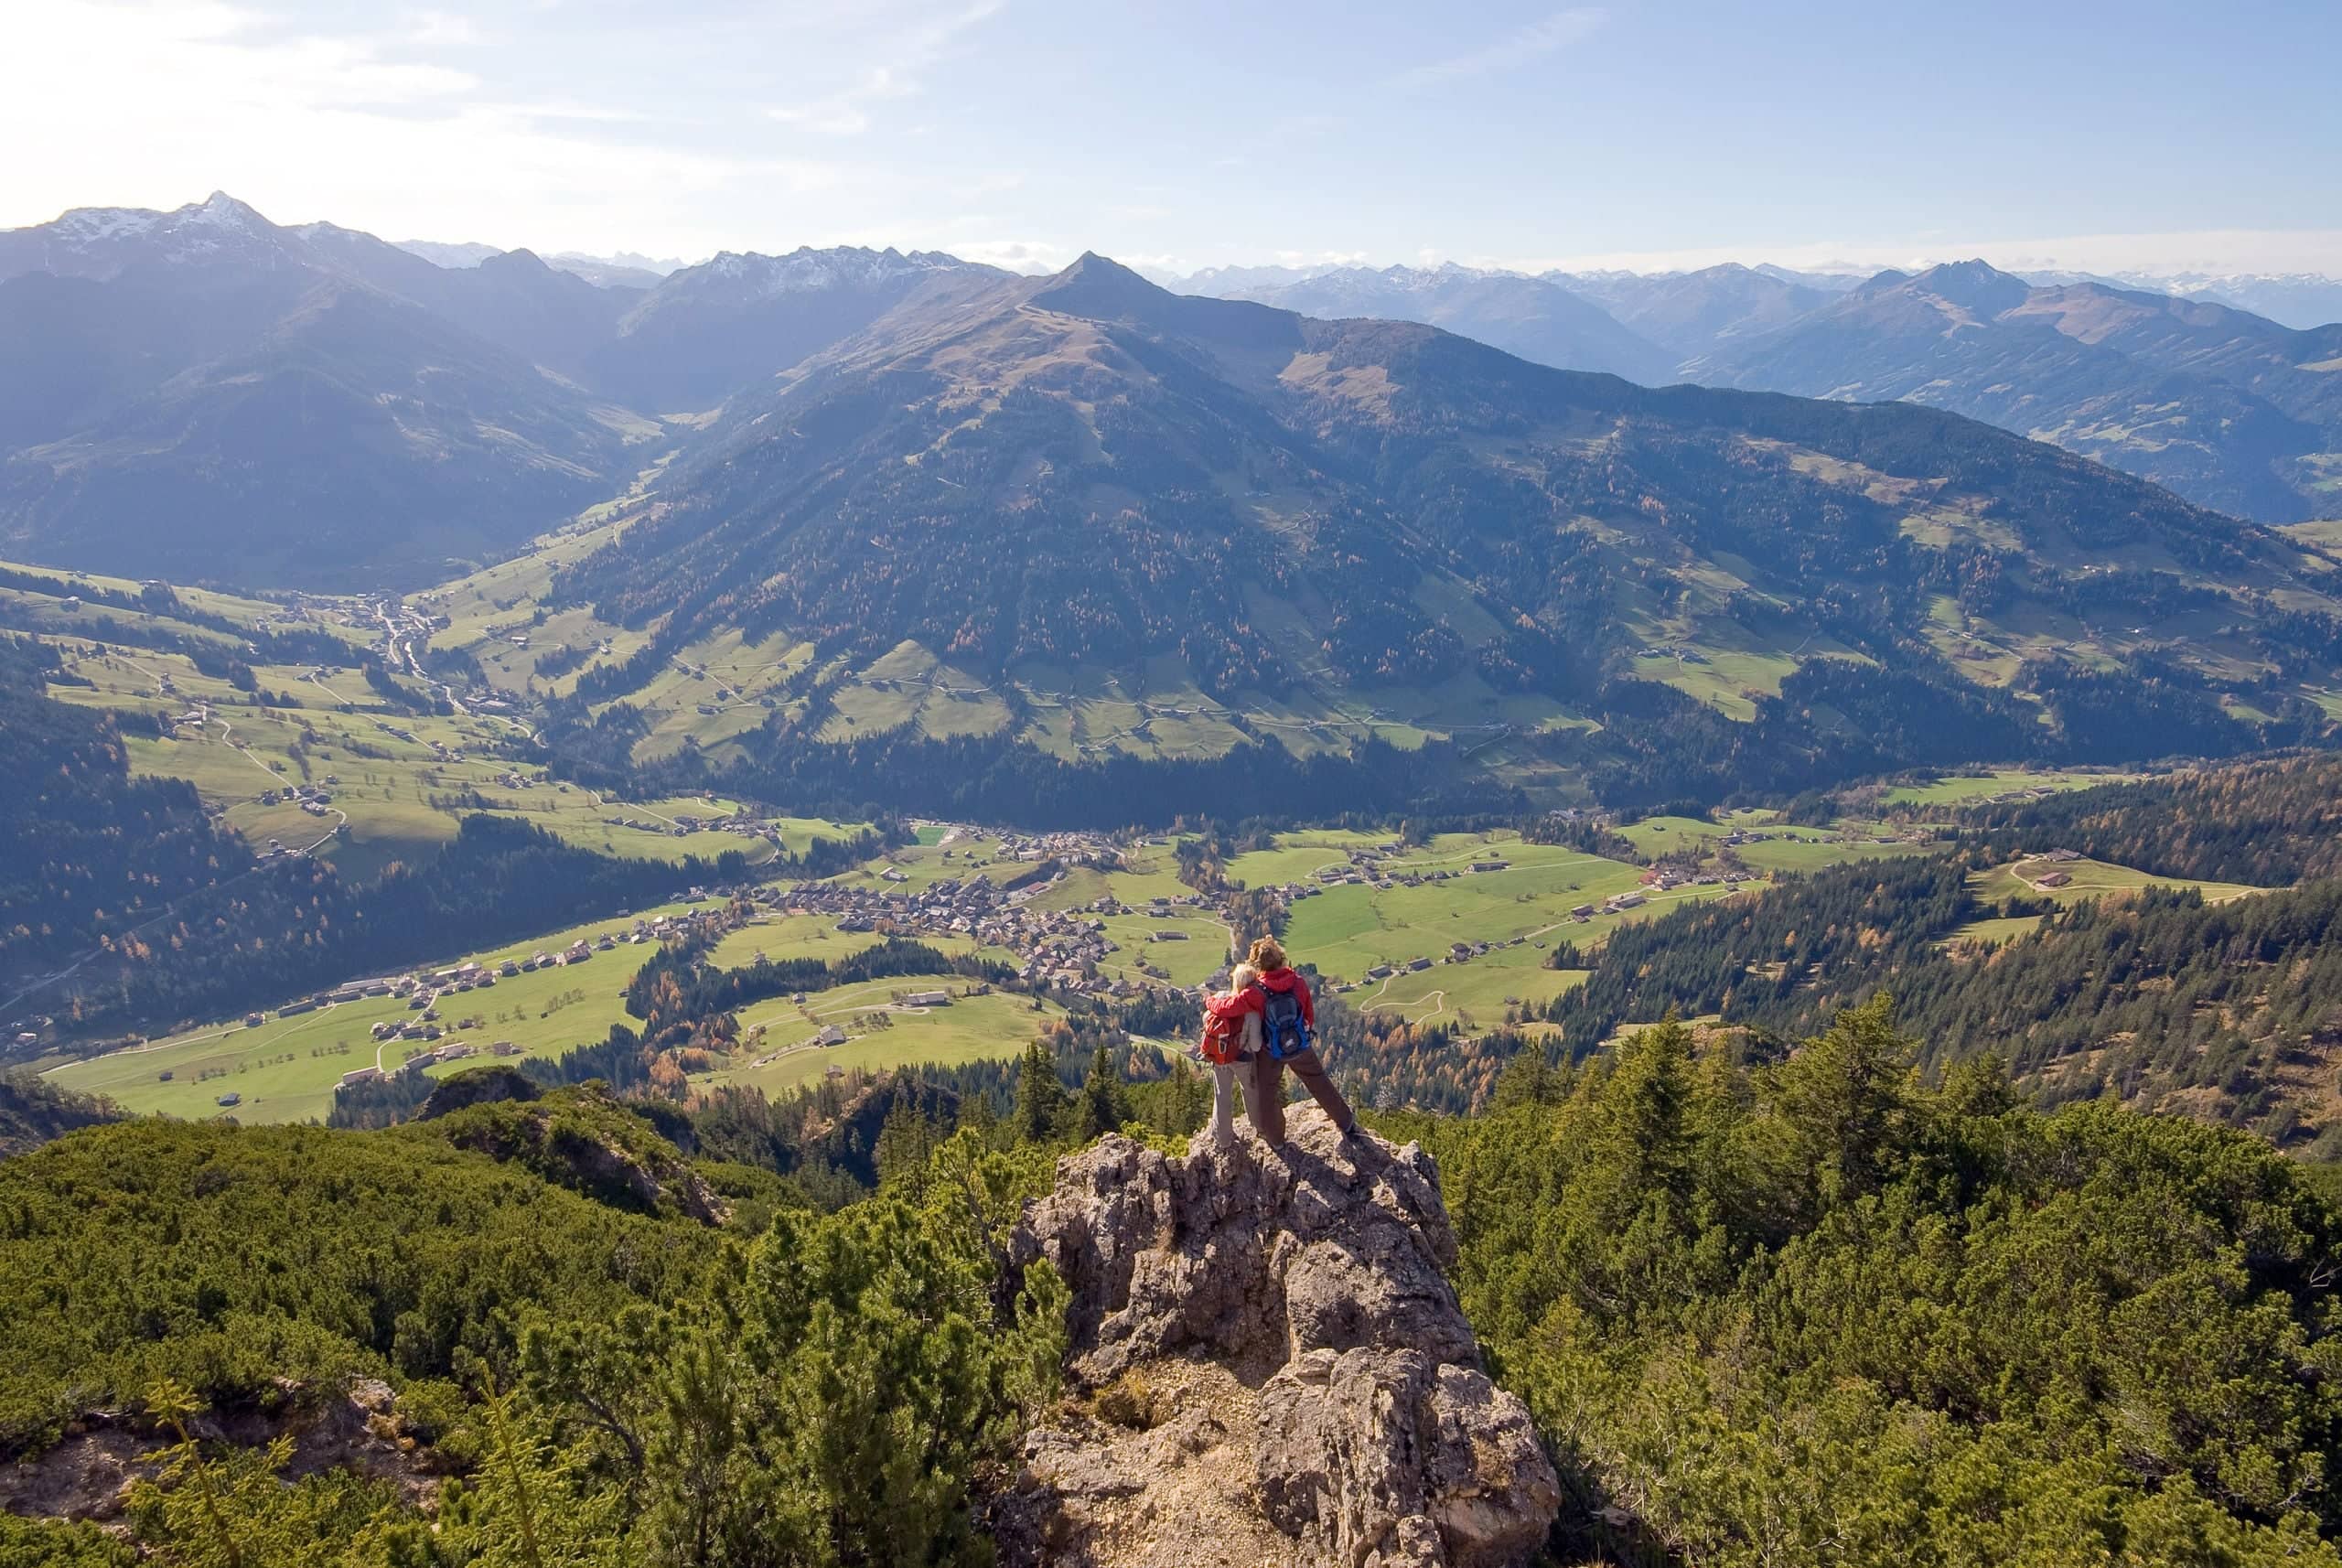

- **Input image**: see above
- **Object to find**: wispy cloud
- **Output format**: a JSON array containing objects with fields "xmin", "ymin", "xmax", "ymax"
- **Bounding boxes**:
[
  {"xmin": 768, "ymin": 0, "xmax": 1004, "ymax": 136},
  {"xmin": 1394, "ymin": 7, "xmax": 1605, "ymax": 91},
  {"xmin": 0, "ymin": 0, "xmax": 843, "ymax": 255}
]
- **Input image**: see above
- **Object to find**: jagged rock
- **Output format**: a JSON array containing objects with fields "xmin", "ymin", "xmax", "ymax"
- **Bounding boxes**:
[{"xmin": 999, "ymin": 1107, "xmax": 1560, "ymax": 1568}]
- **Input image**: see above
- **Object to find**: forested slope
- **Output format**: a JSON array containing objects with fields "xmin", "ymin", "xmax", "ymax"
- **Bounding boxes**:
[
  {"xmin": 2, "ymin": 1000, "xmax": 2337, "ymax": 1564},
  {"xmin": 1418, "ymin": 1008, "xmax": 2342, "ymax": 1566}
]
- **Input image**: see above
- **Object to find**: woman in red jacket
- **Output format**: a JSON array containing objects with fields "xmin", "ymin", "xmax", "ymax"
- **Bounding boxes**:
[{"xmin": 1229, "ymin": 935, "xmax": 1358, "ymax": 1145}]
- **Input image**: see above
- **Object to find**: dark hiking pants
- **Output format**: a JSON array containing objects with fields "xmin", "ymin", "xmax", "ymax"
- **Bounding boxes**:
[{"xmin": 1243, "ymin": 1045, "xmax": 1355, "ymax": 1144}]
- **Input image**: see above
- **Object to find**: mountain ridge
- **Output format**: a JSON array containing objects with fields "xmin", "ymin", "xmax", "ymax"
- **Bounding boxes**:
[
  {"xmin": 1691, "ymin": 257, "xmax": 2342, "ymax": 523},
  {"xmin": 517, "ymin": 249, "xmax": 2340, "ymax": 817}
]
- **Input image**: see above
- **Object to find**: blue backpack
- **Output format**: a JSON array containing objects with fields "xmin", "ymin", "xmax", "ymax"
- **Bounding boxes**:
[{"xmin": 1255, "ymin": 982, "xmax": 1311, "ymax": 1060}]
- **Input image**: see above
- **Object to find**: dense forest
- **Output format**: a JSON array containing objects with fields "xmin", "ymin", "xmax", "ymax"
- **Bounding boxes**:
[
  {"xmin": 1495, "ymin": 850, "xmax": 2342, "ymax": 1145},
  {"xmin": 0, "ymin": 636, "xmax": 251, "ymax": 983},
  {"xmin": 1411, "ymin": 1004, "xmax": 2342, "ymax": 1566},
  {"xmin": 9, "ymin": 814, "xmax": 747, "ymax": 1052},
  {"xmin": 532, "ymin": 645, "xmax": 2307, "ymax": 828},
  {"xmin": 0, "ymin": 1077, "xmax": 117, "ymax": 1158},
  {"xmin": 1955, "ymin": 752, "xmax": 2342, "ymax": 885},
  {"xmin": 1340, "ymin": 759, "xmax": 2342, "ymax": 1144}
]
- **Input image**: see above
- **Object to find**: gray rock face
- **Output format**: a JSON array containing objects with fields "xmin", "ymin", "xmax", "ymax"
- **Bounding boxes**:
[{"xmin": 1003, "ymin": 1107, "xmax": 1560, "ymax": 1568}]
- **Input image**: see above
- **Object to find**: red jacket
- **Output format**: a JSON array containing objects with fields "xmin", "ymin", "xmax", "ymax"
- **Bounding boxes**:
[{"xmin": 1233, "ymin": 966, "xmax": 1314, "ymax": 1029}]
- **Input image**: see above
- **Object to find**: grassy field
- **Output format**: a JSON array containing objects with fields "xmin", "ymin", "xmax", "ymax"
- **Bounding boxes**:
[
  {"xmin": 1284, "ymin": 834, "xmax": 1679, "ymax": 981},
  {"xmin": 1969, "ymin": 855, "xmax": 2268, "ymax": 909},
  {"xmin": 44, "ymin": 901, "xmax": 707, "ymax": 1123},
  {"xmin": 1092, "ymin": 914, "xmax": 1234, "ymax": 990},
  {"xmin": 701, "ymin": 977, "xmax": 1061, "ymax": 1095},
  {"xmin": 1883, "ymin": 768, "xmax": 2138, "ymax": 808},
  {"xmin": 1349, "ymin": 949, "xmax": 1588, "ymax": 1028},
  {"xmin": 703, "ymin": 915, "xmax": 887, "ymax": 971},
  {"xmin": 1224, "ymin": 830, "xmax": 1391, "ymax": 889},
  {"xmin": 1735, "ymin": 835, "xmax": 1928, "ymax": 873}
]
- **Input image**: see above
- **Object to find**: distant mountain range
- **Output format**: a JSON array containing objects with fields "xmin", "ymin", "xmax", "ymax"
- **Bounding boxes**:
[
  {"xmin": 1, "ymin": 192, "xmax": 2337, "ymax": 597},
  {"xmin": 0, "ymin": 195, "xmax": 997, "ymax": 585},
  {"xmin": 394, "ymin": 240, "xmax": 689, "ymax": 290},
  {"xmin": 1169, "ymin": 257, "xmax": 2342, "ymax": 523},
  {"xmin": 1200, "ymin": 263, "xmax": 1675, "ymax": 383},
  {"xmin": 1685, "ymin": 260, "xmax": 2342, "ymax": 524}
]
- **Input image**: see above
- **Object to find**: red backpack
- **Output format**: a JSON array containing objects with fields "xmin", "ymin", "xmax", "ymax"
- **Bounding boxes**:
[{"xmin": 1198, "ymin": 988, "xmax": 1253, "ymax": 1065}]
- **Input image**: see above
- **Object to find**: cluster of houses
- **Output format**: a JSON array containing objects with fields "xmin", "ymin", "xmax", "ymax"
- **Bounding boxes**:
[
  {"xmin": 1640, "ymin": 863, "xmax": 1735, "ymax": 894},
  {"xmin": 780, "ymin": 860, "xmax": 1222, "ymax": 1000},
  {"xmin": 601, "ymin": 804, "xmax": 795, "ymax": 848},
  {"xmin": 244, "ymin": 908, "xmax": 735, "ymax": 1036},
  {"xmin": 259, "ymin": 782, "xmax": 336, "ymax": 817},
  {"xmin": 1307, "ymin": 843, "xmax": 1528, "ymax": 893}
]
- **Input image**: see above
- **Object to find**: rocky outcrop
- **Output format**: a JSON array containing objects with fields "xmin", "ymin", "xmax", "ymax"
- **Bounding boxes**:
[
  {"xmin": 0, "ymin": 1377, "xmax": 432, "ymax": 1525},
  {"xmin": 996, "ymin": 1107, "xmax": 1560, "ymax": 1568}
]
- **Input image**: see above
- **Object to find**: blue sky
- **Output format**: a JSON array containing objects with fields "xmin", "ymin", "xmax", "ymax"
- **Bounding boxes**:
[{"xmin": 7, "ymin": 0, "xmax": 2338, "ymax": 275}]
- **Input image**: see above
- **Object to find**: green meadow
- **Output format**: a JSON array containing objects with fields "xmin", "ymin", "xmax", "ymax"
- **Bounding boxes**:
[
  {"xmin": 1968, "ymin": 854, "xmax": 2268, "ymax": 909},
  {"xmin": 44, "ymin": 901, "xmax": 706, "ymax": 1123},
  {"xmin": 702, "ymin": 977, "xmax": 1065, "ymax": 1095}
]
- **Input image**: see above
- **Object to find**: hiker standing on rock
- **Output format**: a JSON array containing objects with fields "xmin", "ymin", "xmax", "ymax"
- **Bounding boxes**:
[
  {"xmin": 1224, "ymin": 936, "xmax": 1359, "ymax": 1145},
  {"xmin": 1197, "ymin": 962, "xmax": 1265, "ymax": 1144}
]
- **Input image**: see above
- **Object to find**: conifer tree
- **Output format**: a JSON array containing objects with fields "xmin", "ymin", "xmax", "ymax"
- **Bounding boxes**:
[
  {"xmin": 1013, "ymin": 1039, "xmax": 1068, "ymax": 1144},
  {"xmin": 1078, "ymin": 1044, "xmax": 1130, "ymax": 1139}
]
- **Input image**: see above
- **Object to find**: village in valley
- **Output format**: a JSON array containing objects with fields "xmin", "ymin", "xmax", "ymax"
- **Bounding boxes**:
[
  {"xmin": 7, "ymin": 559, "xmax": 2143, "ymax": 1127},
  {"xmin": 38, "ymin": 796, "xmax": 1971, "ymax": 1127}
]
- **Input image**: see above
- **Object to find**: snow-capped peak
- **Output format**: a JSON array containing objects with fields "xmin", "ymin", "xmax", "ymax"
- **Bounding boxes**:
[
  {"xmin": 50, "ymin": 206, "xmax": 167, "ymax": 243},
  {"xmin": 681, "ymin": 244, "xmax": 976, "ymax": 300}
]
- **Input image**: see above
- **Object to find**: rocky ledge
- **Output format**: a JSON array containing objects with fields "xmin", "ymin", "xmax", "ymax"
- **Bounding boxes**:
[{"xmin": 994, "ymin": 1106, "xmax": 1561, "ymax": 1568}]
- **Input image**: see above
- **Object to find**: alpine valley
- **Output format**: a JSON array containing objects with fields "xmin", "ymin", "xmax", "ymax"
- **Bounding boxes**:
[{"xmin": 10, "ymin": 184, "xmax": 2342, "ymax": 1568}]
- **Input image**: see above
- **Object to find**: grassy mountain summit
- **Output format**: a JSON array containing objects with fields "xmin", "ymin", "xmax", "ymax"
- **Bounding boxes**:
[{"xmin": 527, "ymin": 252, "xmax": 2340, "ymax": 813}]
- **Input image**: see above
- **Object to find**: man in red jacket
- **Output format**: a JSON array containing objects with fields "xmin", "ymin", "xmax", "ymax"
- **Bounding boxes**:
[{"xmin": 1228, "ymin": 935, "xmax": 1358, "ymax": 1145}]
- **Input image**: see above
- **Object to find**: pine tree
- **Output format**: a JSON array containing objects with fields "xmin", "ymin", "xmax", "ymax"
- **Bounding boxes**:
[
  {"xmin": 1078, "ymin": 1044, "xmax": 1130, "ymax": 1139},
  {"xmin": 1493, "ymin": 1042, "xmax": 1563, "ymax": 1108},
  {"xmin": 1013, "ymin": 1039, "xmax": 1068, "ymax": 1144}
]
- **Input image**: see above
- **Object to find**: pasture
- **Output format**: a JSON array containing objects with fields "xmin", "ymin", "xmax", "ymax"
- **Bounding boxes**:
[
  {"xmin": 703, "ymin": 977, "xmax": 1062, "ymax": 1095},
  {"xmin": 45, "ymin": 901, "xmax": 706, "ymax": 1123},
  {"xmin": 1969, "ymin": 855, "xmax": 2268, "ymax": 909}
]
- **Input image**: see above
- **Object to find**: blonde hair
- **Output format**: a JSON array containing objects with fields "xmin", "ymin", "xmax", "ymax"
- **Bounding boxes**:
[
  {"xmin": 1247, "ymin": 936, "xmax": 1286, "ymax": 972},
  {"xmin": 1229, "ymin": 962, "xmax": 1261, "ymax": 992}
]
